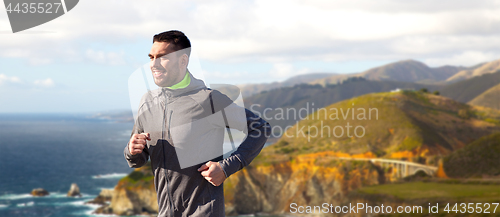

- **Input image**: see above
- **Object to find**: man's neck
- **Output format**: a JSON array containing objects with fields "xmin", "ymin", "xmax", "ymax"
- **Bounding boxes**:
[{"xmin": 166, "ymin": 70, "xmax": 191, "ymax": 89}]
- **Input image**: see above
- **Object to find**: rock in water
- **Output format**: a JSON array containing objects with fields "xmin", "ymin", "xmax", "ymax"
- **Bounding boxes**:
[
  {"xmin": 86, "ymin": 189, "xmax": 114, "ymax": 205},
  {"xmin": 31, "ymin": 188, "xmax": 49, "ymax": 197},
  {"xmin": 67, "ymin": 183, "xmax": 81, "ymax": 197}
]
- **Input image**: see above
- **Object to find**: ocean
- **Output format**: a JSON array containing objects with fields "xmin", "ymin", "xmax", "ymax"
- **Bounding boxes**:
[
  {"xmin": 0, "ymin": 114, "xmax": 136, "ymax": 217},
  {"xmin": 0, "ymin": 114, "xmax": 280, "ymax": 217}
]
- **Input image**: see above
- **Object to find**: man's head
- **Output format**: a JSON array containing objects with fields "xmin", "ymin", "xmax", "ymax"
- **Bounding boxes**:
[{"xmin": 149, "ymin": 30, "xmax": 191, "ymax": 87}]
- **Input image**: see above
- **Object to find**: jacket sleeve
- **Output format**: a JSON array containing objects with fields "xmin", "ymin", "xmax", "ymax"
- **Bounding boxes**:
[
  {"xmin": 208, "ymin": 90, "xmax": 271, "ymax": 177},
  {"xmin": 123, "ymin": 119, "xmax": 150, "ymax": 168},
  {"xmin": 218, "ymin": 109, "xmax": 271, "ymax": 177}
]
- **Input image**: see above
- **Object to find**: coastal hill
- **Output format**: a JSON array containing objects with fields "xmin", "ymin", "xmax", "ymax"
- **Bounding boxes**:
[
  {"xmin": 244, "ymin": 77, "xmax": 439, "ymax": 134},
  {"xmin": 439, "ymin": 70, "xmax": 500, "ymax": 103},
  {"xmin": 361, "ymin": 60, "xmax": 461, "ymax": 83},
  {"xmin": 228, "ymin": 72, "xmax": 335, "ymax": 98},
  {"xmin": 445, "ymin": 59, "xmax": 500, "ymax": 83},
  {"xmin": 227, "ymin": 58, "xmax": 500, "ymax": 101},
  {"xmin": 309, "ymin": 60, "xmax": 466, "ymax": 86},
  {"xmin": 468, "ymin": 82, "xmax": 500, "ymax": 110},
  {"xmin": 255, "ymin": 90, "xmax": 500, "ymax": 162},
  {"xmin": 96, "ymin": 91, "xmax": 500, "ymax": 216},
  {"xmin": 443, "ymin": 132, "xmax": 500, "ymax": 178},
  {"xmin": 225, "ymin": 59, "xmax": 480, "ymax": 98}
]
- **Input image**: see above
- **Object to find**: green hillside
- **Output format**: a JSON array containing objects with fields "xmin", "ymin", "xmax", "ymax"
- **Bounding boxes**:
[
  {"xmin": 244, "ymin": 78, "xmax": 439, "ymax": 135},
  {"xmin": 469, "ymin": 83, "xmax": 500, "ymax": 110},
  {"xmin": 440, "ymin": 70, "xmax": 500, "ymax": 103},
  {"xmin": 443, "ymin": 132, "xmax": 500, "ymax": 178},
  {"xmin": 257, "ymin": 91, "xmax": 500, "ymax": 163}
]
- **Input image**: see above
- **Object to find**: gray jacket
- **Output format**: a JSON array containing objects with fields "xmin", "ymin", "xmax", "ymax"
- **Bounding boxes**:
[{"xmin": 124, "ymin": 72, "xmax": 270, "ymax": 217}]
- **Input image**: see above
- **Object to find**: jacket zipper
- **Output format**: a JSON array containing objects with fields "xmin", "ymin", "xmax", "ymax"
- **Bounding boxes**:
[
  {"xmin": 162, "ymin": 91, "xmax": 175, "ymax": 216},
  {"xmin": 168, "ymin": 110, "xmax": 173, "ymax": 140}
]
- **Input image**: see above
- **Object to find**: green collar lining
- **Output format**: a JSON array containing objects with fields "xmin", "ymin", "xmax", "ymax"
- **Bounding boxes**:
[{"xmin": 167, "ymin": 71, "xmax": 191, "ymax": 89}]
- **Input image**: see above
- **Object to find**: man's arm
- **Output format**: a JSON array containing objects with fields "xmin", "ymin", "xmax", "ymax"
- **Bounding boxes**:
[
  {"xmin": 124, "ymin": 123, "xmax": 151, "ymax": 168},
  {"xmin": 217, "ymin": 108, "xmax": 271, "ymax": 177},
  {"xmin": 199, "ymin": 90, "xmax": 271, "ymax": 185}
]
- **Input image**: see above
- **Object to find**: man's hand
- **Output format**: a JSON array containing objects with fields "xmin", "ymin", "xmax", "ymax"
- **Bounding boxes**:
[
  {"xmin": 128, "ymin": 133, "xmax": 151, "ymax": 155},
  {"xmin": 198, "ymin": 161, "xmax": 226, "ymax": 186}
]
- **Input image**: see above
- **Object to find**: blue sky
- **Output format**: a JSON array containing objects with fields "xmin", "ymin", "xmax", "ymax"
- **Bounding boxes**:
[{"xmin": 1, "ymin": 0, "xmax": 500, "ymax": 113}]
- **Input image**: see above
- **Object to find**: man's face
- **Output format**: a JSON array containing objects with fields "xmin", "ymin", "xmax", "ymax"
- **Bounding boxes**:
[{"xmin": 149, "ymin": 42, "xmax": 186, "ymax": 87}]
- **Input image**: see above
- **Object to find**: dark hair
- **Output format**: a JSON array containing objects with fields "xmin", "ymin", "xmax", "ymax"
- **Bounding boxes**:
[{"xmin": 153, "ymin": 30, "xmax": 191, "ymax": 56}]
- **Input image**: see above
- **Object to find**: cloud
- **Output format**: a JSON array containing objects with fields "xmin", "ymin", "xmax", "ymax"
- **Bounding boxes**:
[
  {"xmin": 0, "ymin": 74, "xmax": 56, "ymax": 89},
  {"xmin": 33, "ymin": 78, "xmax": 55, "ymax": 88},
  {"xmin": 424, "ymin": 51, "xmax": 500, "ymax": 67},
  {"xmin": 268, "ymin": 63, "xmax": 310, "ymax": 80},
  {"xmin": 202, "ymin": 70, "xmax": 255, "ymax": 85},
  {"xmin": 0, "ymin": 74, "xmax": 23, "ymax": 86},
  {"xmin": 202, "ymin": 62, "xmax": 311, "ymax": 84},
  {"xmin": 270, "ymin": 63, "xmax": 294, "ymax": 78},
  {"xmin": 1, "ymin": 0, "xmax": 500, "ymax": 66},
  {"xmin": 301, "ymin": 0, "xmax": 500, "ymax": 13},
  {"xmin": 85, "ymin": 49, "xmax": 126, "ymax": 65}
]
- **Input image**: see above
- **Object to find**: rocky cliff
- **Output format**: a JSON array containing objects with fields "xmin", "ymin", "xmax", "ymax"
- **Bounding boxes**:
[
  {"xmin": 223, "ymin": 151, "xmax": 384, "ymax": 215},
  {"xmin": 93, "ymin": 162, "xmax": 158, "ymax": 216}
]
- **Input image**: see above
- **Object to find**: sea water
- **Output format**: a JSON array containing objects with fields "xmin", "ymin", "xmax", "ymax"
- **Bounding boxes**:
[{"xmin": 0, "ymin": 113, "xmax": 135, "ymax": 217}]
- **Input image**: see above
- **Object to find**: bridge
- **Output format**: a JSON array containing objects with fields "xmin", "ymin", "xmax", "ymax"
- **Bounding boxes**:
[{"xmin": 369, "ymin": 158, "xmax": 438, "ymax": 178}]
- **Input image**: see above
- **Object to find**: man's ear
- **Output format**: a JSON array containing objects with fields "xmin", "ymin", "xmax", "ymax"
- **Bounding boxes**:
[{"xmin": 179, "ymin": 53, "xmax": 189, "ymax": 69}]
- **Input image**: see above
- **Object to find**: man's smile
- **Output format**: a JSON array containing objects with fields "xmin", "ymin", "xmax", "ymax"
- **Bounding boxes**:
[{"xmin": 153, "ymin": 70, "xmax": 165, "ymax": 78}]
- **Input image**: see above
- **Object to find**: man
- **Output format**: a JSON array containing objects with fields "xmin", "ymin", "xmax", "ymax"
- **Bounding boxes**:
[{"xmin": 124, "ymin": 30, "xmax": 270, "ymax": 217}]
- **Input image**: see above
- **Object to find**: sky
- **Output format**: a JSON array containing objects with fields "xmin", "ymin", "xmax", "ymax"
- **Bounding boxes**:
[{"xmin": 1, "ymin": 0, "xmax": 500, "ymax": 113}]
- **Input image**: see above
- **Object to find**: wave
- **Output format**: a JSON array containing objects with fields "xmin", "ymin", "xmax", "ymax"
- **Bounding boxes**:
[
  {"xmin": 0, "ymin": 192, "xmax": 94, "ymax": 201},
  {"xmin": 81, "ymin": 211, "xmax": 118, "ymax": 217},
  {"xmin": 66, "ymin": 200, "xmax": 105, "ymax": 216},
  {"xmin": 0, "ymin": 204, "xmax": 8, "ymax": 209},
  {"xmin": 0, "ymin": 193, "xmax": 32, "ymax": 200},
  {"xmin": 92, "ymin": 173, "xmax": 127, "ymax": 179},
  {"xmin": 16, "ymin": 201, "xmax": 34, "ymax": 207},
  {"xmin": 46, "ymin": 192, "xmax": 67, "ymax": 198},
  {"xmin": 66, "ymin": 200, "xmax": 99, "ymax": 207}
]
